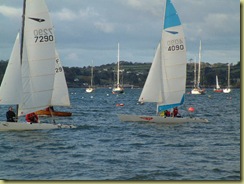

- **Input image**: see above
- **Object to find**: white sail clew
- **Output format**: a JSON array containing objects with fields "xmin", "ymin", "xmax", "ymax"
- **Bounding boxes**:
[
  {"xmin": 139, "ymin": 0, "xmax": 186, "ymax": 113},
  {"xmin": 0, "ymin": 33, "xmax": 22, "ymax": 105}
]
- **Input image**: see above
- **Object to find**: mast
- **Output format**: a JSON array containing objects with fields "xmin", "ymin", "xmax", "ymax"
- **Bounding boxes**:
[
  {"xmin": 197, "ymin": 40, "xmax": 202, "ymax": 88},
  {"xmin": 227, "ymin": 63, "xmax": 230, "ymax": 88},
  {"xmin": 17, "ymin": 0, "xmax": 26, "ymax": 120},
  {"xmin": 193, "ymin": 57, "xmax": 197, "ymax": 88},
  {"xmin": 117, "ymin": 43, "xmax": 120, "ymax": 86},
  {"xmin": 20, "ymin": 0, "xmax": 26, "ymax": 65},
  {"xmin": 91, "ymin": 60, "xmax": 93, "ymax": 87}
]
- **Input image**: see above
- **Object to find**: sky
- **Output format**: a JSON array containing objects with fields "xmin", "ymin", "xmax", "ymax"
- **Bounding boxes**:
[{"xmin": 0, "ymin": 0, "xmax": 240, "ymax": 67}]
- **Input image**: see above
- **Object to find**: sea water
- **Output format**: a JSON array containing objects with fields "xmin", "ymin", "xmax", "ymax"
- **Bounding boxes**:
[{"xmin": 0, "ymin": 88, "xmax": 240, "ymax": 180}]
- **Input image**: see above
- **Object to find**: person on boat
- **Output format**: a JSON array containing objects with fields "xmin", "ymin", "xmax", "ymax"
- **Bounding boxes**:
[
  {"xmin": 159, "ymin": 111, "xmax": 165, "ymax": 117},
  {"xmin": 159, "ymin": 110, "xmax": 170, "ymax": 117},
  {"xmin": 26, "ymin": 112, "xmax": 39, "ymax": 123},
  {"xmin": 165, "ymin": 110, "xmax": 171, "ymax": 117},
  {"xmin": 172, "ymin": 107, "xmax": 180, "ymax": 117},
  {"xmin": 6, "ymin": 106, "xmax": 17, "ymax": 122}
]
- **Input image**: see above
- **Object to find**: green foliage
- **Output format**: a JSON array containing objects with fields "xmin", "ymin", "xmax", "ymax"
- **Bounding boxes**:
[{"xmin": 0, "ymin": 60, "xmax": 240, "ymax": 88}]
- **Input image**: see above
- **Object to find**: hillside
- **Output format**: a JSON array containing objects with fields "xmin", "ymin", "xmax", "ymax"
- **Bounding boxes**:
[{"xmin": 0, "ymin": 60, "xmax": 240, "ymax": 88}]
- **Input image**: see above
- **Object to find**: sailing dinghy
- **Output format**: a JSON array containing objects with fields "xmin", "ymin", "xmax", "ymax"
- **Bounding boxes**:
[
  {"xmin": 118, "ymin": 0, "xmax": 208, "ymax": 124},
  {"xmin": 0, "ymin": 0, "xmax": 75, "ymax": 130},
  {"xmin": 213, "ymin": 75, "xmax": 223, "ymax": 93}
]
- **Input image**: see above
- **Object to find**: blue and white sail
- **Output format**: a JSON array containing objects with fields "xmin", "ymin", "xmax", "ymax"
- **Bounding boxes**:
[{"xmin": 139, "ymin": 0, "xmax": 186, "ymax": 114}]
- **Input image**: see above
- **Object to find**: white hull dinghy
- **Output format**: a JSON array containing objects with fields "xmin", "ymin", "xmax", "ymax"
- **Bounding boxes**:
[
  {"xmin": 118, "ymin": 114, "xmax": 208, "ymax": 124},
  {"xmin": 0, "ymin": 122, "xmax": 76, "ymax": 131}
]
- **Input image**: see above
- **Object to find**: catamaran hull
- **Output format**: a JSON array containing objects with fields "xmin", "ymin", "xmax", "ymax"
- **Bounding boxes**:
[
  {"xmin": 118, "ymin": 114, "xmax": 208, "ymax": 123},
  {"xmin": 35, "ymin": 110, "xmax": 72, "ymax": 117},
  {"xmin": 0, "ymin": 122, "xmax": 76, "ymax": 131}
]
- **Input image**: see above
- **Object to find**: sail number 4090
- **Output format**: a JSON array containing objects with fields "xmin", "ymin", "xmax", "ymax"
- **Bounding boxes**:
[{"xmin": 167, "ymin": 39, "xmax": 184, "ymax": 51}]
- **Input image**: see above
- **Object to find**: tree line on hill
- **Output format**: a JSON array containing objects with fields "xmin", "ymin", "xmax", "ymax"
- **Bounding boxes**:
[{"xmin": 0, "ymin": 60, "xmax": 240, "ymax": 88}]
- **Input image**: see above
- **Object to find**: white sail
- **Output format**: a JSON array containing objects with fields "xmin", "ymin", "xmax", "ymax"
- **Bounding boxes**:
[
  {"xmin": 51, "ymin": 50, "xmax": 70, "ymax": 106},
  {"xmin": 18, "ymin": 0, "xmax": 56, "ymax": 116},
  {"xmin": 0, "ymin": 33, "xmax": 22, "ymax": 105},
  {"xmin": 139, "ymin": 43, "xmax": 162, "ymax": 103},
  {"xmin": 216, "ymin": 75, "xmax": 220, "ymax": 89},
  {"xmin": 139, "ymin": 0, "xmax": 186, "ymax": 112}
]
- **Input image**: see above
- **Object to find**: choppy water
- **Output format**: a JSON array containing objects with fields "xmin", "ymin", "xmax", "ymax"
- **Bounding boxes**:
[{"xmin": 0, "ymin": 88, "xmax": 240, "ymax": 180}]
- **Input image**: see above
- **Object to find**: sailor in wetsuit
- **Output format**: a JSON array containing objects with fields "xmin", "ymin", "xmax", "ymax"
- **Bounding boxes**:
[{"xmin": 6, "ymin": 106, "xmax": 16, "ymax": 122}]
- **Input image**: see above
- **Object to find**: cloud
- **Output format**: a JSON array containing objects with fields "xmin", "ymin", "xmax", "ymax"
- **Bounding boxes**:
[
  {"xmin": 0, "ymin": 0, "xmax": 240, "ymax": 67},
  {"xmin": 0, "ymin": 5, "xmax": 21, "ymax": 18},
  {"xmin": 52, "ymin": 7, "xmax": 98, "ymax": 21},
  {"xmin": 54, "ymin": 8, "xmax": 76, "ymax": 21},
  {"xmin": 94, "ymin": 20, "xmax": 115, "ymax": 33},
  {"xmin": 123, "ymin": 0, "xmax": 162, "ymax": 16}
]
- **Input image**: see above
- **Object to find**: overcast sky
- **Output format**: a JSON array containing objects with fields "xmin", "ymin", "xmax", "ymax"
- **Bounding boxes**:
[{"xmin": 0, "ymin": 0, "xmax": 240, "ymax": 67}]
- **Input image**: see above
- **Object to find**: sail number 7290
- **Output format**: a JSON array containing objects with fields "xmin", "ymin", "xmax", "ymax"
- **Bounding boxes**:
[{"xmin": 33, "ymin": 28, "xmax": 54, "ymax": 43}]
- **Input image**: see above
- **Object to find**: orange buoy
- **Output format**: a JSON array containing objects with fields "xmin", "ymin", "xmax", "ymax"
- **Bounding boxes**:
[{"xmin": 188, "ymin": 107, "xmax": 195, "ymax": 112}]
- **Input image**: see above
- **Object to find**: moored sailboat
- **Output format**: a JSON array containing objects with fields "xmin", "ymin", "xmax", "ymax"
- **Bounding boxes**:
[
  {"xmin": 213, "ymin": 75, "xmax": 223, "ymax": 93},
  {"xmin": 118, "ymin": 0, "xmax": 208, "ymax": 124},
  {"xmin": 191, "ymin": 41, "xmax": 205, "ymax": 95},
  {"xmin": 0, "ymin": 0, "xmax": 75, "ymax": 130},
  {"xmin": 223, "ymin": 63, "xmax": 231, "ymax": 93},
  {"xmin": 86, "ymin": 61, "xmax": 95, "ymax": 93},
  {"xmin": 112, "ymin": 43, "xmax": 124, "ymax": 94}
]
